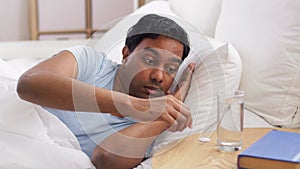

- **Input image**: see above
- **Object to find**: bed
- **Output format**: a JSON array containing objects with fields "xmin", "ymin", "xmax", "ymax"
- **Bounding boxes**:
[{"xmin": 1, "ymin": 0, "xmax": 299, "ymax": 168}]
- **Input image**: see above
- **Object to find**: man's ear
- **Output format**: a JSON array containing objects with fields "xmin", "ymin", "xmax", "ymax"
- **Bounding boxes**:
[{"xmin": 122, "ymin": 46, "xmax": 131, "ymax": 62}]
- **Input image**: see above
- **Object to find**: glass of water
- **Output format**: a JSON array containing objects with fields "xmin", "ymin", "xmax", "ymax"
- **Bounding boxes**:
[{"xmin": 217, "ymin": 90, "xmax": 244, "ymax": 152}]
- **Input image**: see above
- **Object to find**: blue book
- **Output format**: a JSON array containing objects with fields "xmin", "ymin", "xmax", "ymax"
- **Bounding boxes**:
[{"xmin": 238, "ymin": 130, "xmax": 300, "ymax": 169}]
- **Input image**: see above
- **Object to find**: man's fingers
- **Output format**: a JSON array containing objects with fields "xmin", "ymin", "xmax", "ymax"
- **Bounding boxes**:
[
  {"xmin": 175, "ymin": 113, "xmax": 187, "ymax": 131},
  {"xmin": 167, "ymin": 121, "xmax": 178, "ymax": 132},
  {"xmin": 186, "ymin": 114, "xmax": 193, "ymax": 128},
  {"xmin": 174, "ymin": 101, "xmax": 192, "ymax": 122},
  {"xmin": 167, "ymin": 112, "xmax": 190, "ymax": 132},
  {"xmin": 151, "ymin": 95, "xmax": 193, "ymax": 131},
  {"xmin": 168, "ymin": 103, "xmax": 192, "ymax": 131},
  {"xmin": 173, "ymin": 63, "xmax": 195, "ymax": 101},
  {"xmin": 160, "ymin": 112, "xmax": 176, "ymax": 127}
]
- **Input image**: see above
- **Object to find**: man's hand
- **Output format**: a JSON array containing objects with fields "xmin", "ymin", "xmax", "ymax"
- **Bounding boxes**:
[
  {"xmin": 168, "ymin": 63, "xmax": 195, "ymax": 131},
  {"xmin": 149, "ymin": 95, "xmax": 193, "ymax": 131}
]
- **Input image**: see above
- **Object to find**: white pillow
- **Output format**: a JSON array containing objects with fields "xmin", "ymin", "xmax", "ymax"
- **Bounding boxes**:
[
  {"xmin": 169, "ymin": 0, "xmax": 223, "ymax": 37},
  {"xmin": 215, "ymin": 0, "xmax": 300, "ymax": 128},
  {"xmin": 0, "ymin": 59, "xmax": 94, "ymax": 168}
]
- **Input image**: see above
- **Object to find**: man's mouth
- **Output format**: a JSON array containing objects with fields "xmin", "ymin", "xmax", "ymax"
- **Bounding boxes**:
[{"xmin": 144, "ymin": 86, "xmax": 164, "ymax": 97}]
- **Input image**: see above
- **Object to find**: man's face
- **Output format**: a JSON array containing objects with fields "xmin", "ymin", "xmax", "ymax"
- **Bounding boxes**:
[{"xmin": 121, "ymin": 35, "xmax": 184, "ymax": 98}]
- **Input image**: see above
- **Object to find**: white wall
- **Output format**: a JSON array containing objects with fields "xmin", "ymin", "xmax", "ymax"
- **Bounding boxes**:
[
  {"xmin": 0, "ymin": 0, "xmax": 134, "ymax": 41},
  {"xmin": 0, "ymin": 0, "xmax": 30, "ymax": 41}
]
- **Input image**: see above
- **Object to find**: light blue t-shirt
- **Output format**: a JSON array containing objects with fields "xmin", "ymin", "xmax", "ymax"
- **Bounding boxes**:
[{"xmin": 43, "ymin": 46, "xmax": 137, "ymax": 158}]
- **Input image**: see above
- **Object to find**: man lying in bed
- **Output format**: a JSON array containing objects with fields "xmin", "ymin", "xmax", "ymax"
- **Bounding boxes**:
[{"xmin": 17, "ymin": 14, "xmax": 194, "ymax": 169}]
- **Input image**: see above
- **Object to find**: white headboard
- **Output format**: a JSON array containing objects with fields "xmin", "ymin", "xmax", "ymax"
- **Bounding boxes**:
[{"xmin": 0, "ymin": 40, "xmax": 87, "ymax": 61}]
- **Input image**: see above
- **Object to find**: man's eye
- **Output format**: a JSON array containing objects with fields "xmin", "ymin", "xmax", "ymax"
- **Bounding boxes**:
[
  {"xmin": 143, "ymin": 56, "xmax": 156, "ymax": 65},
  {"xmin": 165, "ymin": 66, "xmax": 178, "ymax": 74}
]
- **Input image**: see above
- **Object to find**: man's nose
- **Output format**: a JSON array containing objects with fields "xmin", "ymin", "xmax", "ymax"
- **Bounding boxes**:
[{"xmin": 150, "ymin": 68, "xmax": 164, "ymax": 83}]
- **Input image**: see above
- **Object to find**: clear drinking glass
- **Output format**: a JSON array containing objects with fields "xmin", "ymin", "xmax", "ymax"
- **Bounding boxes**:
[{"xmin": 217, "ymin": 90, "xmax": 244, "ymax": 152}]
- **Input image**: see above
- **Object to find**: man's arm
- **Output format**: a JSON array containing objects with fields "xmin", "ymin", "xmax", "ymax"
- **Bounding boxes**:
[
  {"xmin": 17, "ymin": 50, "xmax": 125, "ymax": 113},
  {"xmin": 91, "ymin": 64, "xmax": 195, "ymax": 169},
  {"xmin": 17, "ymin": 51, "xmax": 192, "ymax": 129},
  {"xmin": 91, "ymin": 120, "xmax": 169, "ymax": 169}
]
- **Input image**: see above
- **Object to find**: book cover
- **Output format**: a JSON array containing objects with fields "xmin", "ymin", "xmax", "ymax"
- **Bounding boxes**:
[{"xmin": 238, "ymin": 130, "xmax": 300, "ymax": 169}]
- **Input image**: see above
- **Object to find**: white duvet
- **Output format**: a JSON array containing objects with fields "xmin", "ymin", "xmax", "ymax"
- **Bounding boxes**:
[{"xmin": 0, "ymin": 58, "xmax": 95, "ymax": 169}]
